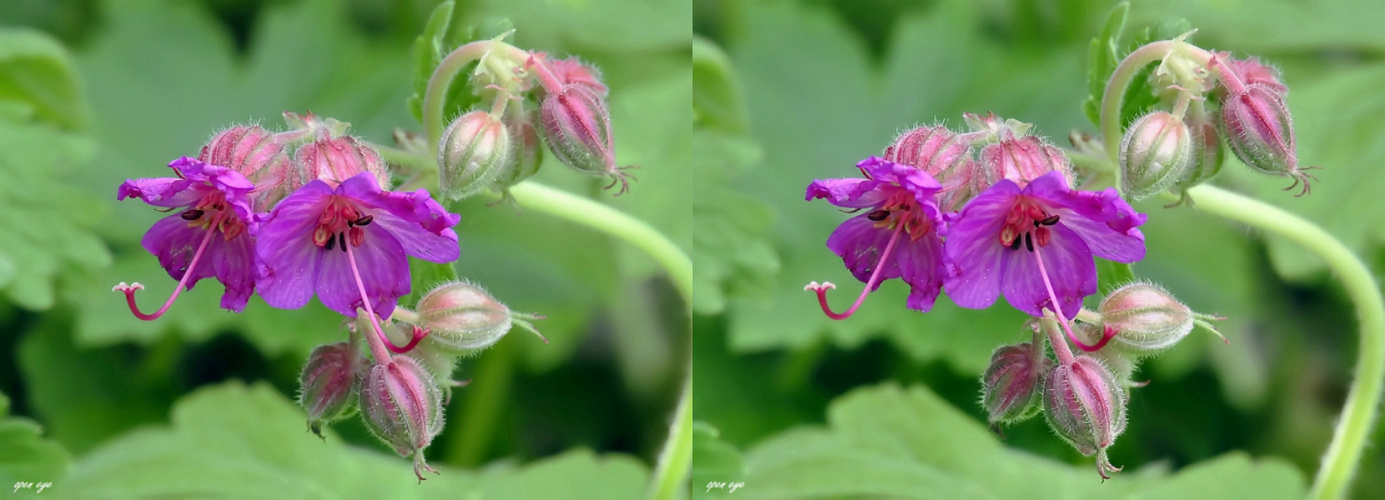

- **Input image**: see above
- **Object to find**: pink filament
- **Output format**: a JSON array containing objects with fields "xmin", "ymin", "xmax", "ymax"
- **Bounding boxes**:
[
  {"xmin": 344, "ymin": 242, "xmax": 427, "ymax": 355},
  {"xmin": 1030, "ymin": 244, "xmax": 1116, "ymax": 352}
]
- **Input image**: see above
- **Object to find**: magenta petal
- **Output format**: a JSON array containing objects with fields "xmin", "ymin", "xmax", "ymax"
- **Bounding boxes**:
[
  {"xmin": 256, "ymin": 182, "xmax": 332, "ymax": 310},
  {"xmin": 315, "ymin": 225, "xmax": 411, "ymax": 318},
  {"xmin": 142, "ymin": 215, "xmax": 215, "ymax": 289},
  {"xmin": 827, "ymin": 214, "xmax": 902, "ymax": 288},
  {"xmin": 367, "ymin": 209, "xmax": 460, "ymax": 263},
  {"xmin": 944, "ymin": 182, "xmax": 1020, "ymax": 310},
  {"xmin": 897, "ymin": 232, "xmax": 945, "ymax": 312},
  {"xmin": 999, "ymin": 224, "xmax": 1096, "ymax": 318},
  {"xmin": 806, "ymin": 177, "xmax": 887, "ymax": 208},
  {"xmin": 1025, "ymin": 172, "xmax": 1146, "ymax": 263},
  {"xmin": 213, "ymin": 233, "xmax": 256, "ymax": 312},
  {"xmin": 118, "ymin": 177, "xmax": 205, "ymax": 207}
]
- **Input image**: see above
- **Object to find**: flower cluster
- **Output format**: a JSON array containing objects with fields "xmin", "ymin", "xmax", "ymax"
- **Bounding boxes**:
[
  {"xmin": 114, "ymin": 112, "xmax": 546, "ymax": 480},
  {"xmin": 803, "ymin": 33, "xmax": 1306, "ymax": 479},
  {"xmin": 806, "ymin": 113, "xmax": 1147, "ymax": 321}
]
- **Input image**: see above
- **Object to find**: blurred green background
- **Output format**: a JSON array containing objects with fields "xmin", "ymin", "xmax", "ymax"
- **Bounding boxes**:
[
  {"xmin": 693, "ymin": 0, "xmax": 1385, "ymax": 498},
  {"xmin": 0, "ymin": 0, "xmax": 690, "ymax": 498}
]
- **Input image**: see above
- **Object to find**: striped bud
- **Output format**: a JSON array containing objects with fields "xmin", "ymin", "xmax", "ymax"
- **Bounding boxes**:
[
  {"xmin": 980, "ymin": 342, "xmax": 1052, "ymax": 429},
  {"xmin": 1120, "ymin": 111, "xmax": 1193, "ymax": 201},
  {"xmin": 298, "ymin": 342, "xmax": 362, "ymax": 437},
  {"xmin": 1044, "ymin": 356, "xmax": 1127, "ymax": 479},
  {"xmin": 359, "ymin": 356, "xmax": 444, "ymax": 481},
  {"xmin": 438, "ymin": 110, "xmax": 511, "ymax": 200}
]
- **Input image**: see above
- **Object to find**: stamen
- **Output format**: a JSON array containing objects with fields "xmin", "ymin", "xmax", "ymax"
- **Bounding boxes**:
[
  {"xmin": 806, "ymin": 221, "xmax": 907, "ymax": 320},
  {"xmin": 338, "ymin": 233, "xmax": 348, "ymax": 253},
  {"xmin": 1039, "ymin": 214, "xmax": 1060, "ymax": 226},
  {"xmin": 866, "ymin": 210, "xmax": 889, "ymax": 221},
  {"xmin": 344, "ymin": 242, "xmax": 427, "ymax": 355},
  {"xmin": 115, "ymin": 211, "xmax": 225, "ymax": 321},
  {"xmin": 325, "ymin": 234, "xmax": 336, "ymax": 251},
  {"xmin": 353, "ymin": 214, "xmax": 374, "ymax": 226},
  {"xmin": 1024, "ymin": 233, "xmax": 1034, "ymax": 252},
  {"xmin": 181, "ymin": 209, "xmax": 204, "ymax": 221}
]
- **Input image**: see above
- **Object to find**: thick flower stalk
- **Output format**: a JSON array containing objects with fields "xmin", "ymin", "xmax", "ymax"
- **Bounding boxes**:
[{"xmin": 114, "ymin": 157, "xmax": 258, "ymax": 316}]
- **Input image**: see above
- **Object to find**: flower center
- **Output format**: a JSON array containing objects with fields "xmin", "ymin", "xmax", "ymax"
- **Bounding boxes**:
[
  {"xmin": 998, "ymin": 196, "xmax": 1060, "ymax": 252},
  {"xmin": 869, "ymin": 190, "xmax": 934, "ymax": 241},
  {"xmin": 312, "ymin": 195, "xmax": 374, "ymax": 251},
  {"xmin": 182, "ymin": 191, "xmax": 247, "ymax": 240}
]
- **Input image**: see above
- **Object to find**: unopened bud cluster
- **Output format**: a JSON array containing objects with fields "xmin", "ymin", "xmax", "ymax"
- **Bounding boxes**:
[{"xmin": 437, "ymin": 41, "xmax": 630, "ymax": 199}]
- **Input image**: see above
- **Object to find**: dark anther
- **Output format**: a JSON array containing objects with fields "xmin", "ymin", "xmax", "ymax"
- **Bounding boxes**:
[
  {"xmin": 1039, "ymin": 215, "xmax": 1060, "ymax": 226},
  {"xmin": 1025, "ymin": 233, "xmax": 1035, "ymax": 252},
  {"xmin": 866, "ymin": 210, "xmax": 889, "ymax": 221},
  {"xmin": 1009, "ymin": 237, "xmax": 1022, "ymax": 251},
  {"xmin": 324, "ymin": 235, "xmax": 336, "ymax": 251},
  {"xmin": 180, "ymin": 209, "xmax": 204, "ymax": 221},
  {"xmin": 338, "ymin": 233, "xmax": 348, "ymax": 253},
  {"xmin": 353, "ymin": 215, "xmax": 374, "ymax": 226}
]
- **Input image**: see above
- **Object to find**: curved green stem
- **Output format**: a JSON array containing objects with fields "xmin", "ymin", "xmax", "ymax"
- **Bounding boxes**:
[
  {"xmin": 1176, "ymin": 186, "xmax": 1384, "ymax": 500},
  {"xmin": 423, "ymin": 40, "xmax": 529, "ymax": 148},
  {"xmin": 648, "ymin": 374, "xmax": 692, "ymax": 500},
  {"xmin": 506, "ymin": 182, "xmax": 693, "ymax": 300}
]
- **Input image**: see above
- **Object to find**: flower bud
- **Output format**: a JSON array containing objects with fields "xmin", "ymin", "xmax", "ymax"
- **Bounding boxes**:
[
  {"xmin": 438, "ymin": 110, "xmax": 511, "ymax": 199},
  {"xmin": 198, "ymin": 125, "xmax": 308, "ymax": 210},
  {"xmin": 1120, "ymin": 111, "xmax": 1193, "ymax": 200},
  {"xmin": 883, "ymin": 125, "xmax": 977, "ymax": 210},
  {"xmin": 1098, "ymin": 282, "xmax": 1196, "ymax": 354},
  {"xmin": 1177, "ymin": 119, "xmax": 1225, "ymax": 190},
  {"xmin": 492, "ymin": 112, "xmax": 543, "ymax": 189},
  {"xmin": 980, "ymin": 135, "xmax": 1072, "ymax": 188},
  {"xmin": 298, "ymin": 342, "xmax": 362, "ymax": 437},
  {"xmin": 546, "ymin": 56, "xmax": 608, "ymax": 98},
  {"xmin": 359, "ymin": 356, "xmax": 443, "ymax": 481},
  {"xmin": 296, "ymin": 134, "xmax": 391, "ymax": 189},
  {"xmin": 1044, "ymin": 356, "xmax": 1127, "ymax": 479},
  {"xmin": 1220, "ymin": 84, "xmax": 1311, "ymax": 194},
  {"xmin": 539, "ymin": 84, "xmax": 629, "ymax": 194},
  {"xmin": 980, "ymin": 342, "xmax": 1052, "ymax": 427},
  {"xmin": 413, "ymin": 281, "xmax": 546, "ymax": 356},
  {"xmin": 1212, "ymin": 52, "xmax": 1288, "ymax": 99}
]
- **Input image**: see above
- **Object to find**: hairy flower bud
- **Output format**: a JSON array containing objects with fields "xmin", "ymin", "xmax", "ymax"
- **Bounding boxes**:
[
  {"xmin": 980, "ymin": 135, "xmax": 1072, "ymax": 188},
  {"xmin": 1044, "ymin": 356, "xmax": 1127, "ymax": 479},
  {"xmin": 980, "ymin": 342, "xmax": 1052, "ymax": 429},
  {"xmin": 492, "ymin": 112, "xmax": 543, "ymax": 189},
  {"xmin": 1177, "ymin": 119, "xmax": 1225, "ymax": 190},
  {"xmin": 546, "ymin": 56, "xmax": 608, "ymax": 98},
  {"xmin": 1220, "ymin": 84, "xmax": 1311, "ymax": 195},
  {"xmin": 1120, "ymin": 111, "xmax": 1193, "ymax": 200},
  {"xmin": 360, "ymin": 356, "xmax": 444, "ymax": 481},
  {"xmin": 438, "ymin": 110, "xmax": 511, "ymax": 199},
  {"xmin": 1098, "ymin": 282, "xmax": 1197, "ymax": 354},
  {"xmin": 296, "ymin": 134, "xmax": 391, "ymax": 189},
  {"xmin": 198, "ymin": 125, "xmax": 308, "ymax": 210},
  {"xmin": 539, "ymin": 84, "xmax": 629, "ymax": 194},
  {"xmin": 883, "ymin": 125, "xmax": 977, "ymax": 210},
  {"xmin": 413, "ymin": 281, "xmax": 546, "ymax": 356},
  {"xmin": 298, "ymin": 342, "xmax": 362, "ymax": 437}
]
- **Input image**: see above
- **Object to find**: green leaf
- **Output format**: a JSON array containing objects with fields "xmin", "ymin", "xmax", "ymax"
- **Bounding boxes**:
[
  {"xmin": 690, "ymin": 422, "xmax": 744, "ymax": 499},
  {"xmin": 692, "ymin": 131, "xmax": 777, "ymax": 315},
  {"xmin": 735, "ymin": 383, "xmax": 1305, "ymax": 499},
  {"xmin": 1080, "ymin": 4, "xmax": 1191, "ymax": 129},
  {"xmin": 1081, "ymin": 2, "xmax": 1128, "ymax": 126},
  {"xmin": 0, "ymin": 27, "xmax": 89, "ymax": 130},
  {"xmin": 0, "ymin": 411, "xmax": 71, "ymax": 492},
  {"xmin": 692, "ymin": 37, "xmax": 748, "ymax": 135},
  {"xmin": 63, "ymin": 381, "xmax": 648, "ymax": 499}
]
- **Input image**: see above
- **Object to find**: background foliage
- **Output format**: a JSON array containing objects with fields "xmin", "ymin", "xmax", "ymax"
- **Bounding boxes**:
[
  {"xmin": 694, "ymin": 0, "xmax": 1385, "ymax": 498},
  {"xmin": 0, "ymin": 0, "xmax": 689, "ymax": 498}
]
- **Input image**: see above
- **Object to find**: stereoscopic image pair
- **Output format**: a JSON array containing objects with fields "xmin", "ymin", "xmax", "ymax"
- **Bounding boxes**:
[{"xmin": 1, "ymin": 1, "xmax": 1380, "ymax": 499}]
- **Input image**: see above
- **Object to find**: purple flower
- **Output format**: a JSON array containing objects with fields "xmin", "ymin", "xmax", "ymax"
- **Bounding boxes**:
[
  {"xmin": 256, "ymin": 172, "xmax": 460, "ymax": 318},
  {"xmin": 806, "ymin": 156, "xmax": 947, "ymax": 314},
  {"xmin": 116, "ymin": 157, "xmax": 257, "ymax": 314},
  {"xmin": 945, "ymin": 171, "xmax": 1146, "ymax": 318}
]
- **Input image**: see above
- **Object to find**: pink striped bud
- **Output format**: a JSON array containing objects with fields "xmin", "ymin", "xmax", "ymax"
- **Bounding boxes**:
[
  {"xmin": 438, "ymin": 110, "xmax": 511, "ymax": 199},
  {"xmin": 296, "ymin": 135, "xmax": 391, "ymax": 189},
  {"xmin": 493, "ymin": 111, "xmax": 544, "ymax": 189},
  {"xmin": 1044, "ymin": 356, "xmax": 1127, "ymax": 479},
  {"xmin": 360, "ymin": 356, "xmax": 444, "ymax": 481},
  {"xmin": 414, "ymin": 281, "xmax": 547, "ymax": 355},
  {"xmin": 540, "ymin": 84, "xmax": 630, "ymax": 195},
  {"xmin": 545, "ymin": 56, "xmax": 608, "ymax": 98},
  {"xmin": 980, "ymin": 342, "xmax": 1051, "ymax": 430},
  {"xmin": 980, "ymin": 135, "xmax": 1072, "ymax": 188},
  {"xmin": 198, "ymin": 125, "xmax": 308, "ymax": 210},
  {"xmin": 1220, "ymin": 84, "xmax": 1311, "ymax": 195},
  {"xmin": 298, "ymin": 342, "xmax": 362, "ymax": 437},
  {"xmin": 1120, "ymin": 111, "xmax": 1193, "ymax": 200},
  {"xmin": 883, "ymin": 125, "xmax": 977, "ymax": 211}
]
